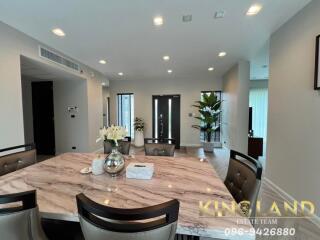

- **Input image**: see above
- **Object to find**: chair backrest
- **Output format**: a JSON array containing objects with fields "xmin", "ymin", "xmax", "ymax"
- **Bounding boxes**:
[
  {"xmin": 104, "ymin": 140, "xmax": 131, "ymax": 155},
  {"xmin": 0, "ymin": 144, "xmax": 37, "ymax": 176},
  {"xmin": 76, "ymin": 193, "xmax": 179, "ymax": 240},
  {"xmin": 144, "ymin": 138, "xmax": 176, "ymax": 145},
  {"xmin": 144, "ymin": 143, "xmax": 175, "ymax": 156},
  {"xmin": 224, "ymin": 150, "xmax": 262, "ymax": 217},
  {"xmin": 122, "ymin": 136, "xmax": 131, "ymax": 142},
  {"xmin": 117, "ymin": 141, "xmax": 131, "ymax": 155},
  {"xmin": 0, "ymin": 190, "xmax": 47, "ymax": 240}
]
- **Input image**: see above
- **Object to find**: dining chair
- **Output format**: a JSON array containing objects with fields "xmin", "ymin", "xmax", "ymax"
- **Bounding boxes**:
[
  {"xmin": 224, "ymin": 150, "xmax": 263, "ymax": 218},
  {"xmin": 104, "ymin": 137, "xmax": 131, "ymax": 155},
  {"xmin": 0, "ymin": 190, "xmax": 48, "ymax": 240},
  {"xmin": 144, "ymin": 138, "xmax": 176, "ymax": 145},
  {"xmin": 0, "ymin": 143, "xmax": 37, "ymax": 176},
  {"xmin": 144, "ymin": 143, "xmax": 175, "ymax": 156},
  {"xmin": 76, "ymin": 193, "xmax": 179, "ymax": 240}
]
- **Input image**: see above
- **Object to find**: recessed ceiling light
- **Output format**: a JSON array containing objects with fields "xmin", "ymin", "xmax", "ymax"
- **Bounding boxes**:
[
  {"xmin": 163, "ymin": 55, "xmax": 170, "ymax": 61},
  {"xmin": 215, "ymin": 11, "xmax": 226, "ymax": 19},
  {"xmin": 167, "ymin": 69, "xmax": 172, "ymax": 74},
  {"xmin": 246, "ymin": 4, "xmax": 263, "ymax": 16},
  {"xmin": 208, "ymin": 67, "xmax": 214, "ymax": 71},
  {"xmin": 153, "ymin": 16, "xmax": 163, "ymax": 26},
  {"xmin": 52, "ymin": 28, "xmax": 65, "ymax": 37},
  {"xmin": 118, "ymin": 72, "xmax": 124, "ymax": 76},
  {"xmin": 182, "ymin": 15, "xmax": 192, "ymax": 22},
  {"xmin": 218, "ymin": 52, "xmax": 227, "ymax": 57},
  {"xmin": 99, "ymin": 60, "xmax": 107, "ymax": 64},
  {"xmin": 102, "ymin": 82, "xmax": 106, "ymax": 86}
]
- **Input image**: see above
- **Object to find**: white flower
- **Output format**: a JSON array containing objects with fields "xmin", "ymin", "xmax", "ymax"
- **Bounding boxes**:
[{"xmin": 96, "ymin": 125, "xmax": 128, "ymax": 146}]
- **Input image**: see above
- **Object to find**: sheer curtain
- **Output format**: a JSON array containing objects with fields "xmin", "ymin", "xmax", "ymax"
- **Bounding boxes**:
[{"xmin": 249, "ymin": 88, "xmax": 268, "ymax": 156}]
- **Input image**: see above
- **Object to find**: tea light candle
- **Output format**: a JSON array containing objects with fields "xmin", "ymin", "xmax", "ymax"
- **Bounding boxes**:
[{"xmin": 92, "ymin": 155, "xmax": 105, "ymax": 175}]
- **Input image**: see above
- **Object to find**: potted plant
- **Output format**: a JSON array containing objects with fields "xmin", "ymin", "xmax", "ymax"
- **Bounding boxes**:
[
  {"xmin": 133, "ymin": 117, "xmax": 145, "ymax": 147},
  {"xmin": 192, "ymin": 93, "xmax": 221, "ymax": 152}
]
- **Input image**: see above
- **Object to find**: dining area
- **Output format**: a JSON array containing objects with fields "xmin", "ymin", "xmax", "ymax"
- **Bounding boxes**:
[{"xmin": 0, "ymin": 128, "xmax": 262, "ymax": 240}]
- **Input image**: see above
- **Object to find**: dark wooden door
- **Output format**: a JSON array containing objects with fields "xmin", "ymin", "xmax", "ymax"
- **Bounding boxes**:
[
  {"xmin": 152, "ymin": 95, "xmax": 180, "ymax": 148},
  {"xmin": 32, "ymin": 82, "xmax": 55, "ymax": 155}
]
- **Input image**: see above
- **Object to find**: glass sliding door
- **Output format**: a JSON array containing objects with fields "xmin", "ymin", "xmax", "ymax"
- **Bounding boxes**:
[{"xmin": 117, "ymin": 93, "xmax": 134, "ymax": 138}]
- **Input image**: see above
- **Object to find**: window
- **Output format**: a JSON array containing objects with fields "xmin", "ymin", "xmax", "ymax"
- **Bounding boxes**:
[
  {"xmin": 117, "ymin": 93, "xmax": 134, "ymax": 138},
  {"xmin": 200, "ymin": 91, "xmax": 222, "ymax": 142}
]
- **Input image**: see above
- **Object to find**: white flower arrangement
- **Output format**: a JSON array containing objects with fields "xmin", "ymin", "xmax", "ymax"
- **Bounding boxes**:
[{"xmin": 96, "ymin": 125, "xmax": 128, "ymax": 146}]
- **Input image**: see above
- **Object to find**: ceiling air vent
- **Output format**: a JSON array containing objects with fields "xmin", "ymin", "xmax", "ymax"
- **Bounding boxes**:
[{"xmin": 39, "ymin": 46, "xmax": 80, "ymax": 72}]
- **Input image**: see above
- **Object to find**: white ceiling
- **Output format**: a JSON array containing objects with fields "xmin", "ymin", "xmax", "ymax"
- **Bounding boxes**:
[
  {"xmin": 21, "ymin": 56, "xmax": 86, "ymax": 82},
  {"xmin": 0, "ymin": 0, "xmax": 311, "ymax": 82}
]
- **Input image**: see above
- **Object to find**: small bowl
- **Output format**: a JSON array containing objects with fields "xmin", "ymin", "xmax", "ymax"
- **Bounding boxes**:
[{"xmin": 80, "ymin": 167, "xmax": 92, "ymax": 174}]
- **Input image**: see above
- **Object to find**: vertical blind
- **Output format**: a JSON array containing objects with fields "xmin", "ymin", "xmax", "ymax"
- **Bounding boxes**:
[
  {"xmin": 117, "ymin": 93, "xmax": 134, "ymax": 138},
  {"xmin": 249, "ymin": 88, "xmax": 268, "ymax": 141}
]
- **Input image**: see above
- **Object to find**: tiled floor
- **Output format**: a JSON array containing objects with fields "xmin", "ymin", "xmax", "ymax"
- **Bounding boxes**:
[{"xmin": 131, "ymin": 146, "xmax": 320, "ymax": 240}]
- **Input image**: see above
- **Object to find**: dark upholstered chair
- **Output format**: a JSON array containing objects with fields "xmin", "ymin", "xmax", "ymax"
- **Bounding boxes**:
[
  {"xmin": 0, "ymin": 144, "xmax": 37, "ymax": 176},
  {"xmin": 224, "ymin": 150, "xmax": 262, "ymax": 217},
  {"xmin": 144, "ymin": 138, "xmax": 176, "ymax": 145},
  {"xmin": 0, "ymin": 190, "xmax": 48, "ymax": 240},
  {"xmin": 76, "ymin": 193, "xmax": 179, "ymax": 240},
  {"xmin": 104, "ymin": 137, "xmax": 131, "ymax": 155},
  {"xmin": 144, "ymin": 143, "xmax": 175, "ymax": 156}
]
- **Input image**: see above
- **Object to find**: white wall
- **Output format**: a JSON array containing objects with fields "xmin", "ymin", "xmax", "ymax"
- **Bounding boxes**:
[
  {"xmin": 21, "ymin": 77, "xmax": 90, "ymax": 154},
  {"xmin": 267, "ymin": 0, "xmax": 320, "ymax": 212},
  {"xmin": 0, "ymin": 21, "xmax": 108, "ymax": 151},
  {"xmin": 222, "ymin": 60, "xmax": 250, "ymax": 153},
  {"xmin": 87, "ymin": 77, "xmax": 104, "ymax": 152},
  {"xmin": 53, "ymin": 80, "xmax": 89, "ymax": 154},
  {"xmin": 109, "ymin": 78, "xmax": 222, "ymax": 146}
]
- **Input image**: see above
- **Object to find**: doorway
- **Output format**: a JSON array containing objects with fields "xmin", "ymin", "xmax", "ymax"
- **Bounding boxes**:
[
  {"xmin": 32, "ymin": 81, "xmax": 55, "ymax": 155},
  {"xmin": 152, "ymin": 95, "xmax": 180, "ymax": 148},
  {"xmin": 102, "ymin": 87, "xmax": 110, "ymax": 127}
]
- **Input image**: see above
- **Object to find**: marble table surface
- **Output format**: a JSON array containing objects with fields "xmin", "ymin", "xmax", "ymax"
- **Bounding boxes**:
[{"xmin": 0, "ymin": 153, "xmax": 254, "ymax": 239}]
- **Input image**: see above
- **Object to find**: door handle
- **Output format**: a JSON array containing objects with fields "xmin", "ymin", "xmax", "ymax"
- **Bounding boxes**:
[{"xmin": 159, "ymin": 114, "xmax": 164, "ymax": 137}]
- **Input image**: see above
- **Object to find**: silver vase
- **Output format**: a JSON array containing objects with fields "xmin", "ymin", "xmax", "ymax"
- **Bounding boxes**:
[{"xmin": 104, "ymin": 148, "xmax": 125, "ymax": 176}]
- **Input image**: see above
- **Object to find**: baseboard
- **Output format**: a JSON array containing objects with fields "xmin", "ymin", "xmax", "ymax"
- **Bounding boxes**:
[
  {"xmin": 181, "ymin": 142, "xmax": 223, "ymax": 148},
  {"xmin": 264, "ymin": 177, "xmax": 320, "ymax": 228}
]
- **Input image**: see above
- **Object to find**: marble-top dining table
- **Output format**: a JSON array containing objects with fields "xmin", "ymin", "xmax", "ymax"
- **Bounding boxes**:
[{"xmin": 0, "ymin": 153, "xmax": 254, "ymax": 239}]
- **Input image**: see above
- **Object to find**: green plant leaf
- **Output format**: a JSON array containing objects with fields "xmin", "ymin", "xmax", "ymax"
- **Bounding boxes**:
[{"xmin": 192, "ymin": 92, "xmax": 221, "ymax": 140}]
